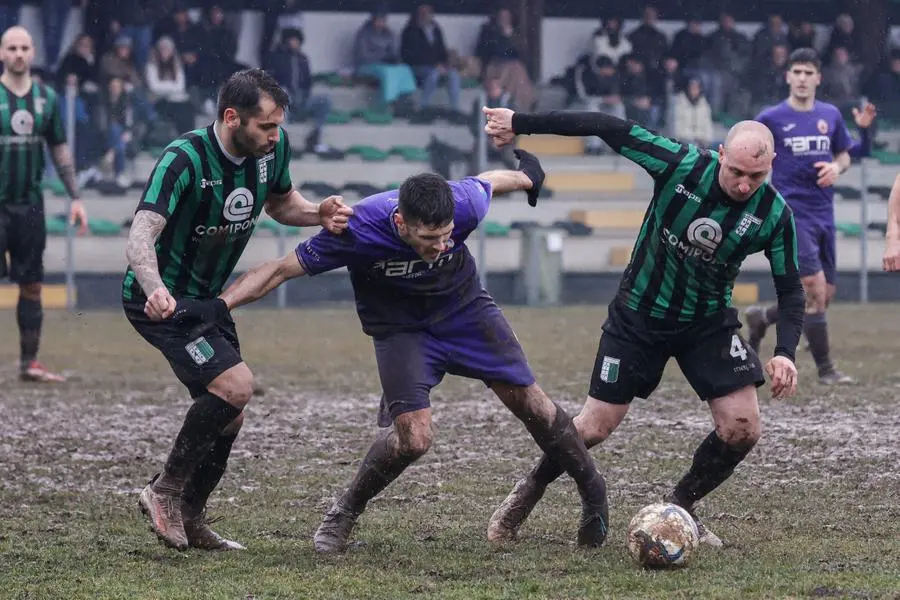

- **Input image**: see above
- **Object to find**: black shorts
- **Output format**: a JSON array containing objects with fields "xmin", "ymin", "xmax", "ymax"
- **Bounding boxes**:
[
  {"xmin": 0, "ymin": 204, "xmax": 46, "ymax": 284},
  {"xmin": 589, "ymin": 301, "xmax": 765, "ymax": 404},
  {"xmin": 123, "ymin": 298, "xmax": 243, "ymax": 398}
]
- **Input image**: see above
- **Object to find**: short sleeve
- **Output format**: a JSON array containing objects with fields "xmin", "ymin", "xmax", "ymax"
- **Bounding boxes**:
[
  {"xmin": 295, "ymin": 230, "xmax": 357, "ymax": 276},
  {"xmin": 831, "ymin": 111, "xmax": 854, "ymax": 156},
  {"xmin": 45, "ymin": 89, "xmax": 66, "ymax": 146},
  {"xmin": 271, "ymin": 128, "xmax": 293, "ymax": 194},
  {"xmin": 136, "ymin": 148, "xmax": 193, "ymax": 218},
  {"xmin": 449, "ymin": 177, "xmax": 492, "ymax": 234}
]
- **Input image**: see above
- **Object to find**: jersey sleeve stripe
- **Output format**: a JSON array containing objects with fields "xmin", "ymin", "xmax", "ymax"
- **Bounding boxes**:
[
  {"xmin": 628, "ymin": 125, "xmax": 683, "ymax": 156},
  {"xmin": 619, "ymin": 147, "xmax": 669, "ymax": 176},
  {"xmin": 137, "ymin": 148, "xmax": 194, "ymax": 217}
]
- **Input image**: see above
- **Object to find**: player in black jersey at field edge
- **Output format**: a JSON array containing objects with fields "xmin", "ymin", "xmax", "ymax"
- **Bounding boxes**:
[
  {"xmin": 0, "ymin": 26, "xmax": 88, "ymax": 382},
  {"xmin": 483, "ymin": 107, "xmax": 805, "ymax": 548},
  {"xmin": 124, "ymin": 69, "xmax": 352, "ymax": 551}
]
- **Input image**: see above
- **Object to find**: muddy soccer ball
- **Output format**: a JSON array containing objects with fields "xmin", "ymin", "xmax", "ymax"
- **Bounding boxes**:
[{"xmin": 626, "ymin": 503, "xmax": 699, "ymax": 568}]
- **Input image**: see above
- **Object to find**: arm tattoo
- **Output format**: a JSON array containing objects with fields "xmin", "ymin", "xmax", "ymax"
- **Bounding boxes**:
[
  {"xmin": 50, "ymin": 144, "xmax": 80, "ymax": 200},
  {"xmin": 126, "ymin": 211, "xmax": 168, "ymax": 297}
]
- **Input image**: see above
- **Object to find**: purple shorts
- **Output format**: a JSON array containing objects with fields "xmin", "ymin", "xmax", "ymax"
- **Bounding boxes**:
[
  {"xmin": 796, "ymin": 219, "xmax": 836, "ymax": 283},
  {"xmin": 373, "ymin": 294, "xmax": 535, "ymax": 426}
]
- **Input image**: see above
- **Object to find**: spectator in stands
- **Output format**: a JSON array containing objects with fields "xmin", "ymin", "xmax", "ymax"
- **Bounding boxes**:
[
  {"xmin": 702, "ymin": 11, "xmax": 751, "ymax": 116},
  {"xmin": 867, "ymin": 51, "xmax": 900, "ymax": 121},
  {"xmin": 97, "ymin": 77, "xmax": 135, "ymax": 189},
  {"xmin": 656, "ymin": 56, "xmax": 681, "ymax": 130},
  {"xmin": 99, "ymin": 35, "xmax": 144, "ymax": 91},
  {"xmin": 197, "ymin": 5, "xmax": 246, "ymax": 99},
  {"xmin": 670, "ymin": 17, "xmax": 707, "ymax": 79},
  {"xmin": 58, "ymin": 73, "xmax": 103, "ymax": 176},
  {"xmin": 0, "ymin": 2, "xmax": 22, "ymax": 34},
  {"xmin": 825, "ymin": 14, "xmax": 858, "ymax": 65},
  {"xmin": 571, "ymin": 54, "xmax": 626, "ymax": 154},
  {"xmin": 151, "ymin": 4, "xmax": 204, "ymax": 95},
  {"xmin": 145, "ymin": 36, "xmax": 195, "ymax": 135},
  {"xmin": 353, "ymin": 6, "xmax": 418, "ymax": 108},
  {"xmin": 752, "ymin": 14, "xmax": 789, "ymax": 65},
  {"xmin": 475, "ymin": 8, "xmax": 535, "ymax": 111},
  {"xmin": 627, "ymin": 5, "xmax": 669, "ymax": 88},
  {"xmin": 749, "ymin": 43, "xmax": 790, "ymax": 114},
  {"xmin": 621, "ymin": 54, "xmax": 659, "ymax": 128},
  {"xmin": 41, "ymin": 0, "xmax": 72, "ymax": 70},
  {"xmin": 591, "ymin": 17, "xmax": 631, "ymax": 66},
  {"xmin": 401, "ymin": 4, "xmax": 461, "ymax": 112},
  {"xmin": 57, "ymin": 34, "xmax": 101, "ymax": 100},
  {"xmin": 266, "ymin": 28, "xmax": 335, "ymax": 154},
  {"xmin": 788, "ymin": 20, "xmax": 817, "ymax": 51},
  {"xmin": 84, "ymin": 0, "xmax": 157, "ymax": 70},
  {"xmin": 823, "ymin": 47, "xmax": 863, "ymax": 112},
  {"xmin": 672, "ymin": 77, "xmax": 714, "ymax": 148},
  {"xmin": 261, "ymin": 0, "xmax": 304, "ymax": 59}
]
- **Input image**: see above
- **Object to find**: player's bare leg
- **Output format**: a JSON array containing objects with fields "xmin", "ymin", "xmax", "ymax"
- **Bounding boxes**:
[
  {"xmin": 180, "ymin": 412, "xmax": 247, "ymax": 550},
  {"xmin": 665, "ymin": 385, "xmax": 762, "ymax": 547},
  {"xmin": 802, "ymin": 272, "xmax": 853, "ymax": 384},
  {"xmin": 314, "ymin": 408, "xmax": 434, "ymax": 553},
  {"xmin": 17, "ymin": 282, "xmax": 65, "ymax": 382},
  {"xmin": 490, "ymin": 383, "xmax": 611, "ymax": 547},
  {"xmin": 139, "ymin": 363, "xmax": 252, "ymax": 551},
  {"xmin": 487, "ymin": 395, "xmax": 628, "ymax": 543}
]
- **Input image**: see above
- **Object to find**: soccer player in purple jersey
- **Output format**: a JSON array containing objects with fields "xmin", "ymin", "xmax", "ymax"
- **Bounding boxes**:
[
  {"xmin": 204, "ymin": 151, "xmax": 610, "ymax": 553},
  {"xmin": 745, "ymin": 47, "xmax": 876, "ymax": 385}
]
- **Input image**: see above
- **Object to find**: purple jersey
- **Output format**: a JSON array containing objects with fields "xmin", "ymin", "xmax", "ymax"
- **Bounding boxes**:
[
  {"xmin": 756, "ymin": 100, "xmax": 853, "ymax": 222},
  {"xmin": 296, "ymin": 177, "xmax": 492, "ymax": 335}
]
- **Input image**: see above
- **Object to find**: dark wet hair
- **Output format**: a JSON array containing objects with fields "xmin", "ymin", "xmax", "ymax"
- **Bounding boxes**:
[
  {"xmin": 398, "ymin": 173, "xmax": 454, "ymax": 228},
  {"xmin": 217, "ymin": 68, "xmax": 290, "ymax": 120},
  {"xmin": 788, "ymin": 47, "xmax": 821, "ymax": 71}
]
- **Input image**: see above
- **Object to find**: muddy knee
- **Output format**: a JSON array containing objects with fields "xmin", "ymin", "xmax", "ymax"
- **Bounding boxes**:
[
  {"xmin": 574, "ymin": 415, "xmax": 613, "ymax": 448},
  {"xmin": 396, "ymin": 425, "xmax": 433, "ymax": 458},
  {"xmin": 716, "ymin": 417, "xmax": 761, "ymax": 451},
  {"xmin": 208, "ymin": 364, "xmax": 254, "ymax": 410}
]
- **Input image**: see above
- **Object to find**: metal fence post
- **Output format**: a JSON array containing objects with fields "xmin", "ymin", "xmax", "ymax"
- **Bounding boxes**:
[
  {"xmin": 859, "ymin": 159, "xmax": 870, "ymax": 303},
  {"xmin": 276, "ymin": 225, "xmax": 288, "ymax": 309},
  {"xmin": 64, "ymin": 82, "xmax": 77, "ymax": 311},
  {"xmin": 475, "ymin": 90, "xmax": 488, "ymax": 291}
]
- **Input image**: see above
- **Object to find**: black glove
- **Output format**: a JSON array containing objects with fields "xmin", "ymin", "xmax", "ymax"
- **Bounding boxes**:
[
  {"xmin": 171, "ymin": 297, "xmax": 230, "ymax": 326},
  {"xmin": 514, "ymin": 148, "xmax": 545, "ymax": 207}
]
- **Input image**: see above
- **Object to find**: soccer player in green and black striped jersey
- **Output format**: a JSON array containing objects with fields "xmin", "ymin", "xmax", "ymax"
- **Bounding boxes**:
[
  {"xmin": 482, "ymin": 107, "xmax": 805, "ymax": 548},
  {"xmin": 0, "ymin": 26, "xmax": 87, "ymax": 382},
  {"xmin": 123, "ymin": 68, "xmax": 352, "ymax": 552}
]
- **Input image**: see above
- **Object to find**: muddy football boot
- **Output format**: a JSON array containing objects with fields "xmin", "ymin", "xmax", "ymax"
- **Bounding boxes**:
[
  {"xmin": 818, "ymin": 369, "xmax": 856, "ymax": 385},
  {"xmin": 313, "ymin": 500, "xmax": 361, "ymax": 553},
  {"xmin": 20, "ymin": 360, "xmax": 66, "ymax": 382},
  {"xmin": 487, "ymin": 477, "xmax": 545, "ymax": 542},
  {"xmin": 743, "ymin": 306, "xmax": 768, "ymax": 354},
  {"xmin": 664, "ymin": 494, "xmax": 723, "ymax": 548},
  {"xmin": 182, "ymin": 508, "xmax": 246, "ymax": 551},
  {"xmin": 138, "ymin": 478, "xmax": 188, "ymax": 551}
]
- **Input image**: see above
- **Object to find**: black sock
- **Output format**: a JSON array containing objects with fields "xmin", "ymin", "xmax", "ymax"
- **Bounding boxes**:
[
  {"xmin": 764, "ymin": 305, "xmax": 779, "ymax": 326},
  {"xmin": 672, "ymin": 431, "xmax": 754, "ymax": 508},
  {"xmin": 182, "ymin": 432, "xmax": 239, "ymax": 516},
  {"xmin": 153, "ymin": 392, "xmax": 242, "ymax": 495},
  {"xmin": 17, "ymin": 296, "xmax": 42, "ymax": 369},
  {"xmin": 803, "ymin": 312, "xmax": 833, "ymax": 375},
  {"xmin": 341, "ymin": 430, "xmax": 419, "ymax": 514},
  {"xmin": 522, "ymin": 405, "xmax": 607, "ymax": 514},
  {"xmin": 529, "ymin": 453, "xmax": 564, "ymax": 490}
]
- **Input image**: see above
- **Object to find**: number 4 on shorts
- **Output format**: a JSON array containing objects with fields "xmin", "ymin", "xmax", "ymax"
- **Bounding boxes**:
[{"xmin": 730, "ymin": 334, "xmax": 748, "ymax": 361}]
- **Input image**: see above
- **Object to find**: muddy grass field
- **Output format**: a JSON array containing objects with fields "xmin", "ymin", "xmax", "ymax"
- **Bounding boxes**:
[{"xmin": 0, "ymin": 304, "xmax": 898, "ymax": 600}]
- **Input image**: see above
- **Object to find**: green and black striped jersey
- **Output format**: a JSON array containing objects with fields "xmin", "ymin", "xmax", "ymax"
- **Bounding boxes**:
[
  {"xmin": 0, "ymin": 81, "xmax": 66, "ymax": 206},
  {"xmin": 122, "ymin": 124, "xmax": 293, "ymax": 301},
  {"xmin": 514, "ymin": 112, "xmax": 800, "ymax": 323}
]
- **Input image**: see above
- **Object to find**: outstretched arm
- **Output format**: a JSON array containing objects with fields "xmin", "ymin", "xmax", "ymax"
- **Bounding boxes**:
[
  {"xmin": 265, "ymin": 189, "xmax": 353, "ymax": 232},
  {"xmin": 475, "ymin": 169, "xmax": 533, "ymax": 195},
  {"xmin": 219, "ymin": 253, "xmax": 306, "ymax": 310}
]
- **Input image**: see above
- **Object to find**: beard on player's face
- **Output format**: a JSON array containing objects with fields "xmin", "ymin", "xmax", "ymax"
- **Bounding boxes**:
[{"xmin": 234, "ymin": 125, "xmax": 269, "ymax": 158}]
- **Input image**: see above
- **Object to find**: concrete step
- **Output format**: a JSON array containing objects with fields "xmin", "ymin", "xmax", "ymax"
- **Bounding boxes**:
[
  {"xmin": 281, "ymin": 122, "xmax": 475, "ymax": 150},
  {"xmin": 307, "ymin": 84, "xmax": 483, "ymax": 113}
]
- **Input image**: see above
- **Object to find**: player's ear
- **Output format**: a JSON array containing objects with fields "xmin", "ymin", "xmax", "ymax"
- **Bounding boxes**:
[{"xmin": 223, "ymin": 107, "xmax": 240, "ymax": 128}]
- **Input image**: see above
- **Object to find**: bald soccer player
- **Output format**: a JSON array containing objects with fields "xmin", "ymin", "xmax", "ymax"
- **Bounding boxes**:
[
  {"xmin": 482, "ymin": 108, "xmax": 804, "ymax": 547},
  {"xmin": 0, "ymin": 26, "xmax": 87, "ymax": 382}
]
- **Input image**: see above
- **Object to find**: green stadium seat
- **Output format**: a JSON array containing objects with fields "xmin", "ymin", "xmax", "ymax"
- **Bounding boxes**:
[
  {"xmin": 361, "ymin": 110, "xmax": 394, "ymax": 125},
  {"xmin": 345, "ymin": 144, "xmax": 371, "ymax": 155},
  {"xmin": 483, "ymin": 221, "xmax": 511, "ymax": 237},
  {"xmin": 359, "ymin": 147, "xmax": 390, "ymax": 162},
  {"xmin": 873, "ymin": 150, "xmax": 900, "ymax": 165},
  {"xmin": 89, "ymin": 218, "xmax": 123, "ymax": 237},
  {"xmin": 42, "ymin": 178, "xmax": 67, "ymax": 197},
  {"xmin": 390, "ymin": 145, "xmax": 430, "ymax": 162},
  {"xmin": 461, "ymin": 77, "xmax": 480, "ymax": 89},
  {"xmin": 835, "ymin": 222, "xmax": 862, "ymax": 237},
  {"xmin": 868, "ymin": 185, "xmax": 892, "ymax": 199},
  {"xmin": 325, "ymin": 110, "xmax": 353, "ymax": 125},
  {"xmin": 342, "ymin": 182, "xmax": 383, "ymax": 197},
  {"xmin": 45, "ymin": 216, "xmax": 67, "ymax": 236},
  {"xmin": 386, "ymin": 181, "xmax": 401, "ymax": 190}
]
